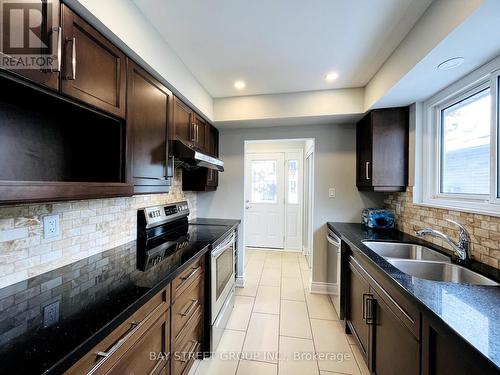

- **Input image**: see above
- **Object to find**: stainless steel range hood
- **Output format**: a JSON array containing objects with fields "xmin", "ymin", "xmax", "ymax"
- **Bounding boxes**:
[{"xmin": 173, "ymin": 140, "xmax": 224, "ymax": 172}]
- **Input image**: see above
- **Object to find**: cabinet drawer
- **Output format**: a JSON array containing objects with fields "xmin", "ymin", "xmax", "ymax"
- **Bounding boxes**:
[
  {"xmin": 172, "ymin": 311, "xmax": 202, "ymax": 375},
  {"xmin": 172, "ymin": 258, "xmax": 204, "ymax": 301},
  {"xmin": 65, "ymin": 285, "xmax": 170, "ymax": 375},
  {"xmin": 172, "ymin": 275, "xmax": 203, "ymax": 343},
  {"xmin": 106, "ymin": 309, "xmax": 170, "ymax": 375}
]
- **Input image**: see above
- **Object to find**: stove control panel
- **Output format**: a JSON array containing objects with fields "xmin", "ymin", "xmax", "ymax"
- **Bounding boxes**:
[{"xmin": 143, "ymin": 201, "xmax": 190, "ymax": 228}]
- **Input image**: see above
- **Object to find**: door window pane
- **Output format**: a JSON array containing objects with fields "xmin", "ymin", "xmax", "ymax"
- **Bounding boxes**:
[
  {"xmin": 440, "ymin": 88, "xmax": 491, "ymax": 194},
  {"xmin": 288, "ymin": 160, "xmax": 298, "ymax": 204},
  {"xmin": 251, "ymin": 160, "xmax": 277, "ymax": 203}
]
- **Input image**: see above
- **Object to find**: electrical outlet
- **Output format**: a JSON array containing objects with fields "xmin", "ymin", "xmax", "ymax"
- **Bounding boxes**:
[
  {"xmin": 43, "ymin": 301, "xmax": 60, "ymax": 327},
  {"xmin": 395, "ymin": 203, "xmax": 401, "ymax": 215},
  {"xmin": 329, "ymin": 188, "xmax": 336, "ymax": 198},
  {"xmin": 43, "ymin": 214, "xmax": 60, "ymax": 239}
]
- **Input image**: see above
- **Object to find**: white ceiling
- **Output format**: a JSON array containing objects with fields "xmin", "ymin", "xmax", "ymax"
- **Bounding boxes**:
[
  {"xmin": 133, "ymin": 0, "xmax": 432, "ymax": 98},
  {"xmin": 374, "ymin": 0, "xmax": 500, "ymax": 109}
]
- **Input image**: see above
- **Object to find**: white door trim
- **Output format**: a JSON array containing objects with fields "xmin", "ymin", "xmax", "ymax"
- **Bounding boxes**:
[{"xmin": 244, "ymin": 148, "xmax": 305, "ymax": 251}]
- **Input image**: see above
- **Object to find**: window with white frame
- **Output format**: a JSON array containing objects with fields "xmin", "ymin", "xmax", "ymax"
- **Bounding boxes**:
[{"xmin": 419, "ymin": 60, "xmax": 500, "ymax": 215}]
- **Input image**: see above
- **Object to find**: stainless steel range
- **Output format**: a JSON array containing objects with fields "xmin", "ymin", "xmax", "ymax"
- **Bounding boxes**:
[{"xmin": 136, "ymin": 201, "xmax": 236, "ymax": 352}]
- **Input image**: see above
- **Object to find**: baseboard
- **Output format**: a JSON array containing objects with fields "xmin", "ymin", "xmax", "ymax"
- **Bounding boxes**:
[
  {"xmin": 310, "ymin": 281, "xmax": 339, "ymax": 295},
  {"xmin": 235, "ymin": 275, "xmax": 245, "ymax": 288},
  {"xmin": 246, "ymin": 247, "xmax": 301, "ymax": 253}
]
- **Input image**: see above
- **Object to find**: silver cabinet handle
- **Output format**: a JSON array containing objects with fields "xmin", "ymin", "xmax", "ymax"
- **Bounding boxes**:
[
  {"xmin": 180, "ymin": 299, "xmax": 198, "ymax": 317},
  {"xmin": 53, "ymin": 27, "xmax": 62, "ymax": 72},
  {"xmin": 179, "ymin": 340, "xmax": 198, "ymax": 362},
  {"xmin": 180, "ymin": 266, "xmax": 200, "ymax": 282},
  {"xmin": 191, "ymin": 123, "xmax": 196, "ymax": 142},
  {"xmin": 212, "ymin": 233, "xmax": 235, "ymax": 258},
  {"xmin": 65, "ymin": 37, "xmax": 76, "ymax": 80},
  {"xmin": 326, "ymin": 235, "xmax": 340, "ymax": 246},
  {"xmin": 91, "ymin": 321, "xmax": 140, "ymax": 373},
  {"xmin": 365, "ymin": 161, "xmax": 370, "ymax": 180}
]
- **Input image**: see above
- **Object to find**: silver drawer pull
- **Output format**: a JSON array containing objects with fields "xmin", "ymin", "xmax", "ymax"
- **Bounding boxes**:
[
  {"xmin": 180, "ymin": 299, "xmax": 198, "ymax": 317},
  {"xmin": 180, "ymin": 340, "xmax": 198, "ymax": 362},
  {"xmin": 89, "ymin": 321, "xmax": 139, "ymax": 373},
  {"xmin": 180, "ymin": 266, "xmax": 199, "ymax": 282}
]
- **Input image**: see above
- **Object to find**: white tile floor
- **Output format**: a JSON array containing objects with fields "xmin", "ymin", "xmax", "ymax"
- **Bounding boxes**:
[{"xmin": 191, "ymin": 249, "xmax": 370, "ymax": 375}]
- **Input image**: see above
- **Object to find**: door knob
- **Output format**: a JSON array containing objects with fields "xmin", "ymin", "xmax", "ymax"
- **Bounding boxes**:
[{"xmin": 245, "ymin": 206, "xmax": 251, "ymax": 209}]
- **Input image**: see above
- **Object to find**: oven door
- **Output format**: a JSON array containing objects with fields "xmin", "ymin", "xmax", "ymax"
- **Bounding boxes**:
[{"xmin": 211, "ymin": 232, "xmax": 235, "ymax": 323}]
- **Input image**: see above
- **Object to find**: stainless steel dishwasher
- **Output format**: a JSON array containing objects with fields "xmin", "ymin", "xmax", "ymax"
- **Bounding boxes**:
[{"xmin": 327, "ymin": 228, "xmax": 341, "ymax": 316}]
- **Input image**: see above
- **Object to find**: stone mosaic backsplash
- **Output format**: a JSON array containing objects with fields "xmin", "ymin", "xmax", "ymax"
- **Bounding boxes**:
[
  {"xmin": 0, "ymin": 169, "xmax": 197, "ymax": 289},
  {"xmin": 385, "ymin": 187, "xmax": 500, "ymax": 269}
]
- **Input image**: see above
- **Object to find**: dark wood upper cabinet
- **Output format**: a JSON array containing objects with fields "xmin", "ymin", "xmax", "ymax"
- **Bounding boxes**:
[
  {"xmin": 172, "ymin": 95, "xmax": 194, "ymax": 146},
  {"xmin": 0, "ymin": 74, "xmax": 131, "ymax": 204},
  {"xmin": 127, "ymin": 60, "xmax": 172, "ymax": 194},
  {"xmin": 182, "ymin": 123, "xmax": 219, "ymax": 191},
  {"xmin": 172, "ymin": 96, "xmax": 213, "ymax": 154},
  {"xmin": 356, "ymin": 107, "xmax": 408, "ymax": 192},
  {"xmin": 61, "ymin": 4, "xmax": 127, "ymax": 118},
  {"xmin": 206, "ymin": 123, "xmax": 218, "ymax": 157},
  {"xmin": 0, "ymin": 0, "xmax": 61, "ymax": 91},
  {"xmin": 192, "ymin": 113, "xmax": 207, "ymax": 151}
]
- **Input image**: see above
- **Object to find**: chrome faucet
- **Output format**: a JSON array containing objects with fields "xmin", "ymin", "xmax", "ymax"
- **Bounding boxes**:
[{"xmin": 415, "ymin": 219, "xmax": 471, "ymax": 264}]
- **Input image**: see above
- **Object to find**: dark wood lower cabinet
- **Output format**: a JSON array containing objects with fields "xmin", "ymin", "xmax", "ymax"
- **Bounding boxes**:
[
  {"xmin": 370, "ymin": 286, "xmax": 419, "ymax": 375},
  {"xmin": 347, "ymin": 259, "xmax": 370, "ymax": 359},
  {"xmin": 422, "ymin": 316, "xmax": 498, "ymax": 375},
  {"xmin": 105, "ymin": 309, "xmax": 170, "ymax": 375},
  {"xmin": 171, "ymin": 258, "xmax": 205, "ymax": 375},
  {"xmin": 345, "ymin": 246, "xmax": 498, "ymax": 375},
  {"xmin": 347, "ymin": 255, "xmax": 419, "ymax": 375},
  {"xmin": 172, "ymin": 311, "xmax": 203, "ymax": 375},
  {"xmin": 64, "ymin": 255, "xmax": 206, "ymax": 375}
]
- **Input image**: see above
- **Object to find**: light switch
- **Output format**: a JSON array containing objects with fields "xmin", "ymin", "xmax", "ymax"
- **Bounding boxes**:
[{"xmin": 329, "ymin": 188, "xmax": 336, "ymax": 198}]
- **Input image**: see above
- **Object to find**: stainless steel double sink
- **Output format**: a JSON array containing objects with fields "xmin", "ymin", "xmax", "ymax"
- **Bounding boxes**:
[{"xmin": 362, "ymin": 241, "xmax": 498, "ymax": 286}]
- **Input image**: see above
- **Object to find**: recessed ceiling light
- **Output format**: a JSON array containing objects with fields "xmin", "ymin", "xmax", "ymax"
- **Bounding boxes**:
[
  {"xmin": 325, "ymin": 72, "xmax": 339, "ymax": 82},
  {"xmin": 438, "ymin": 57, "xmax": 465, "ymax": 70},
  {"xmin": 234, "ymin": 80, "xmax": 246, "ymax": 90}
]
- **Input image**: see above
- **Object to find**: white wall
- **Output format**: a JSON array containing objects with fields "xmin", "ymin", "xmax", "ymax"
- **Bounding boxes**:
[
  {"xmin": 66, "ymin": 0, "xmax": 213, "ymax": 119},
  {"xmin": 364, "ymin": 0, "xmax": 484, "ymax": 110},
  {"xmin": 246, "ymin": 140, "xmax": 306, "ymax": 153},
  {"xmin": 214, "ymin": 88, "xmax": 364, "ymax": 122},
  {"xmin": 196, "ymin": 124, "xmax": 384, "ymax": 283}
]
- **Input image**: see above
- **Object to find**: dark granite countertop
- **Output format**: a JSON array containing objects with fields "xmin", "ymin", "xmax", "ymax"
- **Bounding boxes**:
[
  {"xmin": 0, "ymin": 218, "xmax": 239, "ymax": 375},
  {"xmin": 328, "ymin": 222, "xmax": 500, "ymax": 371}
]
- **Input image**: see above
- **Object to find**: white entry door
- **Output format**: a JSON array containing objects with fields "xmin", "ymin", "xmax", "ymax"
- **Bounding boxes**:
[{"xmin": 245, "ymin": 153, "xmax": 285, "ymax": 248}]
